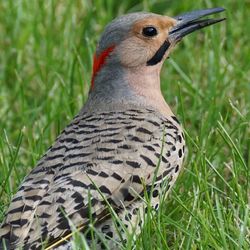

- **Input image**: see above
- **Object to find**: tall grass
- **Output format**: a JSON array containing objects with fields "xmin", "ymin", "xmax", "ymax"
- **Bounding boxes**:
[{"xmin": 0, "ymin": 0, "xmax": 249, "ymax": 249}]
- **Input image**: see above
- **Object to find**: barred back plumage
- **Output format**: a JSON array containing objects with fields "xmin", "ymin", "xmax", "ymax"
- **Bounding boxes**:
[
  {"xmin": 0, "ymin": 107, "xmax": 185, "ymax": 249},
  {"xmin": 0, "ymin": 7, "xmax": 225, "ymax": 250}
]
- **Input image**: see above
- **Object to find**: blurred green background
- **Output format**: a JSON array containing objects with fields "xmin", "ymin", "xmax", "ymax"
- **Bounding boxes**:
[{"xmin": 0, "ymin": 0, "xmax": 249, "ymax": 249}]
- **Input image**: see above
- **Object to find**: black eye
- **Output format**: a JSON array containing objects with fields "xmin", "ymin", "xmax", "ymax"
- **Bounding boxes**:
[{"xmin": 142, "ymin": 26, "xmax": 158, "ymax": 37}]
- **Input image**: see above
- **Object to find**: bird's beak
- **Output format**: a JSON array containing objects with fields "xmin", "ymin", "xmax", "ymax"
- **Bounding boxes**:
[{"xmin": 168, "ymin": 7, "xmax": 226, "ymax": 42}]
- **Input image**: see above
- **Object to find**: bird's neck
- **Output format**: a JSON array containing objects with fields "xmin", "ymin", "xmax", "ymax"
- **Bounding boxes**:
[
  {"xmin": 126, "ymin": 64, "xmax": 174, "ymax": 116},
  {"xmin": 83, "ymin": 62, "xmax": 174, "ymax": 117}
]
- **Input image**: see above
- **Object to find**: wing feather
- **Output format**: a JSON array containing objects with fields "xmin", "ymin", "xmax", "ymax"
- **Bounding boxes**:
[{"xmin": 0, "ymin": 109, "xmax": 183, "ymax": 249}]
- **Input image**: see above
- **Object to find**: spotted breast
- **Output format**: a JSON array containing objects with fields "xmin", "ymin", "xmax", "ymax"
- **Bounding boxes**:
[{"xmin": 0, "ymin": 107, "xmax": 184, "ymax": 249}]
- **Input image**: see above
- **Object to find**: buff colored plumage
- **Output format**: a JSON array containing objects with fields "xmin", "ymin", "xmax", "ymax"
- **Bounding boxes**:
[{"xmin": 0, "ymin": 8, "xmax": 225, "ymax": 250}]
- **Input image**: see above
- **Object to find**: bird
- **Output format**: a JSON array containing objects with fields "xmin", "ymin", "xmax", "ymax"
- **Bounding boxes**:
[{"xmin": 0, "ymin": 7, "xmax": 225, "ymax": 250}]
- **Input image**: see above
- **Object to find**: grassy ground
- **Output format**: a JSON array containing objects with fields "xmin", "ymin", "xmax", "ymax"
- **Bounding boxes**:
[{"xmin": 0, "ymin": 0, "xmax": 249, "ymax": 249}]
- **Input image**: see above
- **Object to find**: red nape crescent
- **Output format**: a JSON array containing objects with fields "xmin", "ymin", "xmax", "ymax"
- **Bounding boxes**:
[{"xmin": 91, "ymin": 46, "xmax": 115, "ymax": 90}]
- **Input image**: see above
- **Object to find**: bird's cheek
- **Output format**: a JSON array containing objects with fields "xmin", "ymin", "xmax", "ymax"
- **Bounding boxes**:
[{"xmin": 117, "ymin": 38, "xmax": 152, "ymax": 67}]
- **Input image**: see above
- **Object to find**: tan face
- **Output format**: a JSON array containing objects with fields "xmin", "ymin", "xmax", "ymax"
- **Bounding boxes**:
[{"xmin": 118, "ymin": 16, "xmax": 177, "ymax": 67}]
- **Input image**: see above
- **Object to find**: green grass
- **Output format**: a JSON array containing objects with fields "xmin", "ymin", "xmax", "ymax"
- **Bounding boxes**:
[{"xmin": 0, "ymin": 0, "xmax": 249, "ymax": 249}]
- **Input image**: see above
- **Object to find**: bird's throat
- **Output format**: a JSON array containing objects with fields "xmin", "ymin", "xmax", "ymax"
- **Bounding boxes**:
[
  {"xmin": 89, "ymin": 50, "xmax": 173, "ymax": 117},
  {"xmin": 126, "ymin": 65, "xmax": 174, "ymax": 116}
]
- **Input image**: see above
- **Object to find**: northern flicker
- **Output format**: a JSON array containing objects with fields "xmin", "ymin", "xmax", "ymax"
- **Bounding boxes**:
[{"xmin": 0, "ymin": 8, "xmax": 225, "ymax": 250}]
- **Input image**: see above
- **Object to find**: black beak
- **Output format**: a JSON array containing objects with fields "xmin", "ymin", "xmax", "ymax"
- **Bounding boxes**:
[
  {"xmin": 147, "ymin": 7, "xmax": 225, "ymax": 66},
  {"xmin": 169, "ymin": 7, "xmax": 226, "ymax": 42}
]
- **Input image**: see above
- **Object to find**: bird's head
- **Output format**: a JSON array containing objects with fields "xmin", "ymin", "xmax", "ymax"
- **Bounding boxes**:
[{"xmin": 87, "ymin": 8, "xmax": 225, "ymax": 114}]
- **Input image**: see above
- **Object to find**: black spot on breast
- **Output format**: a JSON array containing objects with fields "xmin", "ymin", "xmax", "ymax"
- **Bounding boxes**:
[
  {"xmin": 152, "ymin": 189, "xmax": 159, "ymax": 198},
  {"xmin": 129, "ymin": 136, "xmax": 144, "ymax": 143},
  {"xmin": 79, "ymin": 207, "xmax": 89, "ymax": 219},
  {"xmin": 86, "ymin": 169, "xmax": 98, "ymax": 176},
  {"xmin": 99, "ymin": 185, "xmax": 112, "ymax": 195},
  {"xmin": 71, "ymin": 192, "xmax": 83, "ymax": 204},
  {"xmin": 118, "ymin": 144, "xmax": 131, "ymax": 149},
  {"xmin": 57, "ymin": 197, "xmax": 66, "ymax": 203},
  {"xmin": 143, "ymin": 145, "xmax": 155, "ymax": 152},
  {"xmin": 65, "ymin": 152, "xmax": 92, "ymax": 160},
  {"xmin": 96, "ymin": 156, "xmax": 114, "ymax": 161},
  {"xmin": 175, "ymin": 165, "xmax": 179, "ymax": 173},
  {"xmin": 178, "ymin": 149, "xmax": 183, "ymax": 158},
  {"xmin": 127, "ymin": 109, "xmax": 144, "ymax": 113},
  {"xmin": 140, "ymin": 155, "xmax": 156, "ymax": 167},
  {"xmin": 155, "ymin": 153, "xmax": 169, "ymax": 163},
  {"xmin": 102, "ymin": 132, "xmax": 120, "ymax": 138},
  {"xmin": 146, "ymin": 119, "xmax": 160, "ymax": 127},
  {"xmin": 105, "ymin": 139, "xmax": 123, "ymax": 143},
  {"xmin": 91, "ymin": 198, "xmax": 98, "ymax": 207},
  {"xmin": 10, "ymin": 218, "xmax": 28, "ymax": 227},
  {"xmin": 101, "ymin": 224, "xmax": 110, "ymax": 232},
  {"xmin": 59, "ymin": 137, "xmax": 79, "ymax": 144},
  {"xmin": 131, "ymin": 175, "xmax": 142, "ymax": 184},
  {"xmin": 12, "ymin": 196, "xmax": 23, "ymax": 202},
  {"xmin": 125, "ymin": 125, "xmax": 137, "ymax": 130},
  {"xmin": 46, "ymin": 154, "xmax": 64, "ymax": 161},
  {"xmin": 25, "ymin": 195, "xmax": 42, "ymax": 201},
  {"xmin": 57, "ymin": 219, "xmax": 70, "ymax": 230},
  {"xmin": 97, "ymin": 147, "xmax": 114, "ymax": 152},
  {"xmin": 40, "ymin": 213, "xmax": 51, "ymax": 219},
  {"xmin": 33, "ymin": 179, "xmax": 50, "ymax": 185},
  {"xmin": 132, "ymin": 207, "xmax": 139, "ymax": 215},
  {"xmin": 53, "ymin": 173, "xmax": 69, "ymax": 181},
  {"xmin": 126, "ymin": 160, "xmax": 141, "ymax": 168},
  {"xmin": 74, "ymin": 202, "xmax": 85, "ymax": 210},
  {"xmin": 125, "ymin": 213, "xmax": 132, "ymax": 221},
  {"xmin": 55, "ymin": 187, "xmax": 66, "ymax": 193},
  {"xmin": 178, "ymin": 135, "xmax": 182, "ymax": 143},
  {"xmin": 121, "ymin": 188, "xmax": 134, "ymax": 202},
  {"xmin": 136, "ymin": 127, "xmax": 153, "ymax": 135},
  {"xmin": 111, "ymin": 160, "xmax": 123, "ymax": 165},
  {"xmin": 99, "ymin": 171, "xmax": 109, "ymax": 178},
  {"xmin": 69, "ymin": 180, "xmax": 88, "ymax": 189},
  {"xmin": 39, "ymin": 200, "xmax": 51, "ymax": 206},
  {"xmin": 156, "ymin": 168, "xmax": 173, "ymax": 181},
  {"xmin": 8, "ymin": 205, "xmax": 26, "ymax": 214},
  {"xmin": 105, "ymin": 231, "xmax": 113, "ymax": 239},
  {"xmin": 111, "ymin": 172, "xmax": 123, "ymax": 181}
]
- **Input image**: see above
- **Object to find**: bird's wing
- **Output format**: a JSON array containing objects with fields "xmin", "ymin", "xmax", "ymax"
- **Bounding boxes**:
[{"xmin": 0, "ymin": 109, "xmax": 183, "ymax": 249}]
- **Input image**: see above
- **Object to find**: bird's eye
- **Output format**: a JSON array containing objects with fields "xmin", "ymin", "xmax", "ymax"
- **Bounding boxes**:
[{"xmin": 142, "ymin": 26, "xmax": 158, "ymax": 37}]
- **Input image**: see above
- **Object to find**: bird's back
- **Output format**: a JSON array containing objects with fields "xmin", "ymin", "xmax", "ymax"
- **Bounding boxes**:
[
  {"xmin": 0, "ymin": 6, "xmax": 226, "ymax": 249},
  {"xmin": 0, "ymin": 106, "xmax": 185, "ymax": 249}
]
